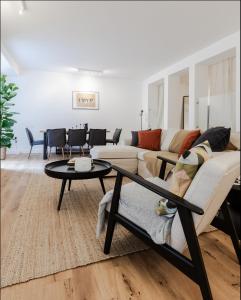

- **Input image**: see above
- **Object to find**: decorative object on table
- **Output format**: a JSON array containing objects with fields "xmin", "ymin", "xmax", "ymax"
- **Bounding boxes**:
[
  {"xmin": 25, "ymin": 128, "xmax": 44, "ymax": 159},
  {"xmin": 46, "ymin": 128, "xmax": 66, "ymax": 159},
  {"xmin": 88, "ymin": 129, "xmax": 107, "ymax": 147},
  {"xmin": 0, "ymin": 75, "xmax": 19, "ymax": 160},
  {"xmin": 72, "ymin": 91, "xmax": 99, "ymax": 110},
  {"xmin": 182, "ymin": 96, "xmax": 189, "ymax": 129},
  {"xmin": 44, "ymin": 159, "xmax": 112, "ymax": 210},
  {"xmin": 67, "ymin": 157, "xmax": 76, "ymax": 166},
  {"xmin": 67, "ymin": 128, "xmax": 87, "ymax": 157},
  {"xmin": 106, "ymin": 128, "xmax": 122, "ymax": 145},
  {"xmin": 74, "ymin": 157, "xmax": 92, "ymax": 172},
  {"xmin": 140, "ymin": 109, "xmax": 144, "ymax": 130}
]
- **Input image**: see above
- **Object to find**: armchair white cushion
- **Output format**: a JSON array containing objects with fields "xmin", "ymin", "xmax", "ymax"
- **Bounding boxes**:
[{"xmin": 171, "ymin": 151, "xmax": 240, "ymax": 252}]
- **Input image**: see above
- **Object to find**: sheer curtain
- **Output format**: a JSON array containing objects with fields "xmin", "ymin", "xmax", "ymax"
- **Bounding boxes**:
[
  {"xmin": 208, "ymin": 57, "xmax": 236, "ymax": 130},
  {"xmin": 148, "ymin": 83, "xmax": 164, "ymax": 129}
]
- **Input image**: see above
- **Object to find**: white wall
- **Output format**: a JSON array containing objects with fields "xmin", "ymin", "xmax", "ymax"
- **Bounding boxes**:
[
  {"xmin": 142, "ymin": 32, "xmax": 240, "ymax": 132},
  {"xmin": 168, "ymin": 71, "xmax": 189, "ymax": 128},
  {"xmin": 9, "ymin": 71, "xmax": 142, "ymax": 153}
]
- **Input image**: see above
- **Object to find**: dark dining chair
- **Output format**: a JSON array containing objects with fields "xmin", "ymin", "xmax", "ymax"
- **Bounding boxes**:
[
  {"xmin": 88, "ymin": 129, "xmax": 106, "ymax": 148},
  {"xmin": 67, "ymin": 129, "xmax": 87, "ymax": 157},
  {"xmin": 47, "ymin": 128, "xmax": 66, "ymax": 159},
  {"xmin": 25, "ymin": 128, "xmax": 44, "ymax": 159},
  {"xmin": 106, "ymin": 128, "xmax": 122, "ymax": 145}
]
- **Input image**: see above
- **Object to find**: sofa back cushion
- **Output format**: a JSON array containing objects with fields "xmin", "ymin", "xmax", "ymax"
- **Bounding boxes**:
[
  {"xmin": 138, "ymin": 129, "xmax": 162, "ymax": 151},
  {"xmin": 170, "ymin": 151, "xmax": 240, "ymax": 252}
]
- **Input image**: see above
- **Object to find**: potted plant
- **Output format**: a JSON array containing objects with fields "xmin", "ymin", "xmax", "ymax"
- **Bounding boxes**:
[{"xmin": 0, "ymin": 74, "xmax": 18, "ymax": 160}]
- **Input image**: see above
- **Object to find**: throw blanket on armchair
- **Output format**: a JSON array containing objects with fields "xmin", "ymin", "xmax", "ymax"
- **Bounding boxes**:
[
  {"xmin": 96, "ymin": 177, "xmax": 174, "ymax": 244},
  {"xmin": 156, "ymin": 141, "xmax": 212, "ymax": 216}
]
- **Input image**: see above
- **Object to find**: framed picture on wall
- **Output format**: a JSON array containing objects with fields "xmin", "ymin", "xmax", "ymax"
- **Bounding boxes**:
[{"xmin": 72, "ymin": 91, "xmax": 99, "ymax": 110}]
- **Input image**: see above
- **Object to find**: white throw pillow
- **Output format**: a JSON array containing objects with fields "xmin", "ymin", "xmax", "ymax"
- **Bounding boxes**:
[{"xmin": 161, "ymin": 128, "xmax": 179, "ymax": 151}]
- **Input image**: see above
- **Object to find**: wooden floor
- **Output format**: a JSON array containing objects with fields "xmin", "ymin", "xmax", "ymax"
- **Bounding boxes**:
[{"xmin": 1, "ymin": 154, "xmax": 240, "ymax": 300}]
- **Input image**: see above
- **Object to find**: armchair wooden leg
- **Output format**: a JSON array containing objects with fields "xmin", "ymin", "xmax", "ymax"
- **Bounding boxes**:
[
  {"xmin": 178, "ymin": 206, "xmax": 213, "ymax": 300},
  {"xmin": 104, "ymin": 172, "xmax": 123, "ymax": 254},
  {"xmin": 69, "ymin": 146, "xmax": 72, "ymax": 158},
  {"xmin": 221, "ymin": 201, "xmax": 241, "ymax": 264},
  {"xmin": 104, "ymin": 216, "xmax": 116, "ymax": 254},
  {"xmin": 62, "ymin": 147, "xmax": 65, "ymax": 158}
]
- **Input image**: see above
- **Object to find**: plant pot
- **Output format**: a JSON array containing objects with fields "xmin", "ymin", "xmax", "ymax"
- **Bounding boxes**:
[{"xmin": 0, "ymin": 147, "xmax": 7, "ymax": 160}]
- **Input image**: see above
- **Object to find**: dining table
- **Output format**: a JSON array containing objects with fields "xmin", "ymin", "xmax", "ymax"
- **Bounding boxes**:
[{"xmin": 40, "ymin": 129, "xmax": 110, "ymax": 160}]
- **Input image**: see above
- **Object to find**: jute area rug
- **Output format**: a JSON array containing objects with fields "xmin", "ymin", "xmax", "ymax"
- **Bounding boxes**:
[{"xmin": 1, "ymin": 171, "xmax": 148, "ymax": 287}]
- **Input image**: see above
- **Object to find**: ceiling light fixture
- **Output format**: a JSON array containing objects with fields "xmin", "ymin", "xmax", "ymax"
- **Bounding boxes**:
[
  {"xmin": 19, "ymin": 1, "xmax": 26, "ymax": 15},
  {"xmin": 76, "ymin": 68, "xmax": 103, "ymax": 76}
]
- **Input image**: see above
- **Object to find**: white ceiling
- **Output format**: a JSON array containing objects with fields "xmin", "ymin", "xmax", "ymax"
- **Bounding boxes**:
[{"xmin": 1, "ymin": 1, "xmax": 240, "ymax": 79}]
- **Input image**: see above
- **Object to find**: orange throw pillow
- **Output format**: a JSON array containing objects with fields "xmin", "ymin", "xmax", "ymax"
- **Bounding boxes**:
[
  {"xmin": 138, "ymin": 129, "xmax": 162, "ymax": 151},
  {"xmin": 178, "ymin": 130, "xmax": 201, "ymax": 157}
]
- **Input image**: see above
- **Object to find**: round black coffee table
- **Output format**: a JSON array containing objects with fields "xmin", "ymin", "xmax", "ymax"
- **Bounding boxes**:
[{"xmin": 45, "ymin": 159, "xmax": 112, "ymax": 210}]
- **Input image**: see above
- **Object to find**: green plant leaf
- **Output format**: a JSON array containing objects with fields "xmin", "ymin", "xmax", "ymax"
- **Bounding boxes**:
[{"xmin": 0, "ymin": 74, "xmax": 18, "ymax": 149}]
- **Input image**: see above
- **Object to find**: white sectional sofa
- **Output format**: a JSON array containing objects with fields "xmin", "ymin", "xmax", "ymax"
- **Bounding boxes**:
[{"xmin": 90, "ymin": 129, "xmax": 240, "ymax": 178}]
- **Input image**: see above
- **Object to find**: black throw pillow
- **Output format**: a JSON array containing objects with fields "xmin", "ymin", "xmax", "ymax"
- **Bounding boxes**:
[
  {"xmin": 131, "ymin": 129, "xmax": 152, "ymax": 147},
  {"xmin": 131, "ymin": 131, "xmax": 139, "ymax": 146},
  {"xmin": 192, "ymin": 127, "xmax": 231, "ymax": 151}
]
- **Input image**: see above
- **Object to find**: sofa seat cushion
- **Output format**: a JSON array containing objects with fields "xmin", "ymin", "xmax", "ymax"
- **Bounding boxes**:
[
  {"xmin": 103, "ymin": 158, "xmax": 138, "ymax": 175},
  {"xmin": 138, "ymin": 150, "xmax": 152, "ymax": 161},
  {"xmin": 90, "ymin": 145, "xmax": 140, "ymax": 159},
  {"xmin": 141, "ymin": 151, "xmax": 178, "ymax": 177},
  {"xmin": 138, "ymin": 150, "xmax": 179, "ymax": 162}
]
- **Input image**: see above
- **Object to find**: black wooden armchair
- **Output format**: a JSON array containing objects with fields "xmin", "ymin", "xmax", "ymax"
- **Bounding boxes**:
[{"xmin": 103, "ymin": 151, "xmax": 240, "ymax": 300}]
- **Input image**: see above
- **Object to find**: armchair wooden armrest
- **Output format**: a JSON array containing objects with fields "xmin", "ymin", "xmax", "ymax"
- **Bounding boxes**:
[{"xmin": 157, "ymin": 155, "xmax": 177, "ymax": 180}]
